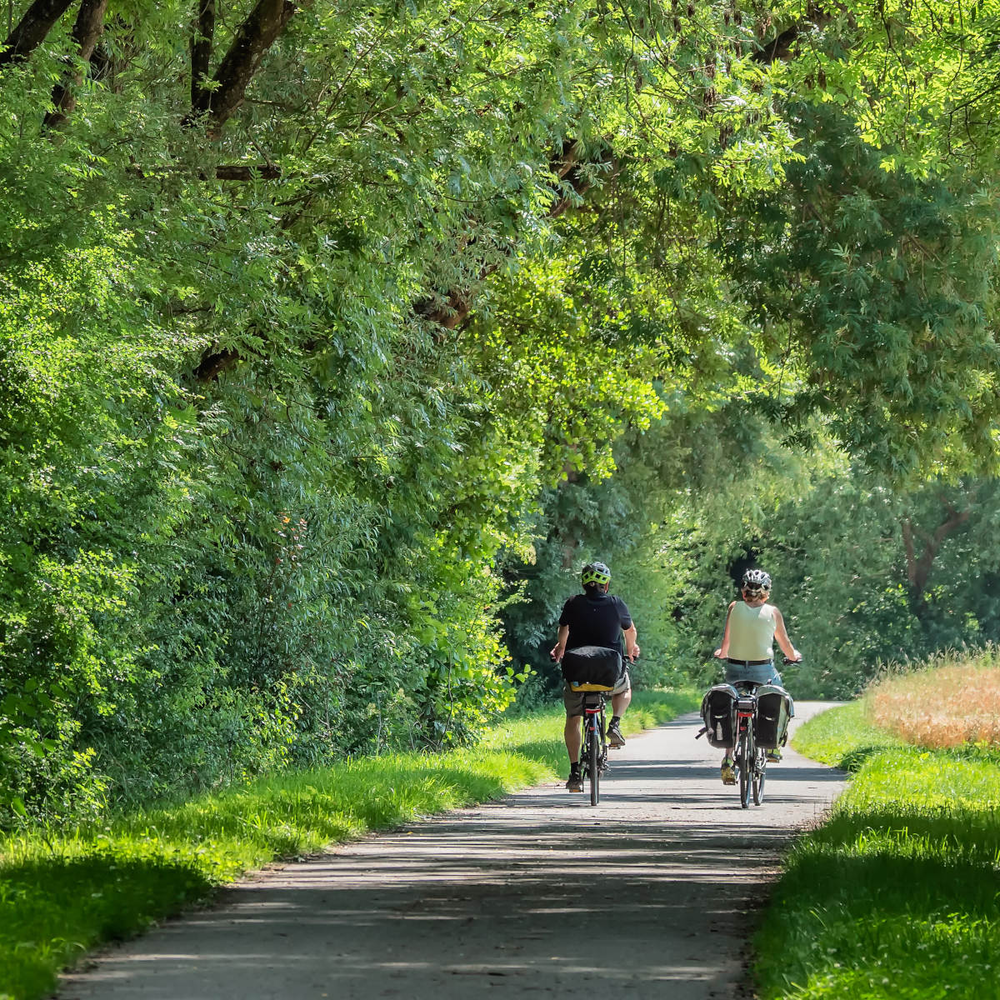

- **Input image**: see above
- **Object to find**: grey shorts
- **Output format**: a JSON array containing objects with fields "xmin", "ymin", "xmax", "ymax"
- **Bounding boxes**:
[{"xmin": 563, "ymin": 669, "xmax": 631, "ymax": 717}]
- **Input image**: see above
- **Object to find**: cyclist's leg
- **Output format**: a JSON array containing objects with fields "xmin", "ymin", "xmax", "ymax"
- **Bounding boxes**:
[
  {"xmin": 610, "ymin": 668, "xmax": 631, "ymax": 717},
  {"xmin": 564, "ymin": 712, "xmax": 583, "ymax": 759},
  {"xmin": 563, "ymin": 685, "xmax": 585, "ymax": 790},
  {"xmin": 607, "ymin": 669, "xmax": 631, "ymax": 748}
]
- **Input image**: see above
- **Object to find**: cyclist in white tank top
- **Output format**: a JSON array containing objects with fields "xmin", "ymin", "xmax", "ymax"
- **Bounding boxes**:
[{"xmin": 712, "ymin": 568, "xmax": 801, "ymax": 782}]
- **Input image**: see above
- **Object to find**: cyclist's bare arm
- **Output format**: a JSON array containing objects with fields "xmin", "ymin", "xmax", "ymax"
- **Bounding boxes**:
[
  {"xmin": 623, "ymin": 623, "xmax": 639, "ymax": 661},
  {"xmin": 713, "ymin": 601, "xmax": 736, "ymax": 658},
  {"xmin": 773, "ymin": 608, "xmax": 800, "ymax": 661},
  {"xmin": 550, "ymin": 624, "xmax": 569, "ymax": 661}
]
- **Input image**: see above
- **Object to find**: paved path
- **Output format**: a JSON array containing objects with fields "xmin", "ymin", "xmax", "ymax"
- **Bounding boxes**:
[{"xmin": 60, "ymin": 704, "xmax": 845, "ymax": 1000}]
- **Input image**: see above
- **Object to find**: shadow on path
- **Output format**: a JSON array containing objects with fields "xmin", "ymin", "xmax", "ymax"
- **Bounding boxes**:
[{"xmin": 61, "ymin": 704, "xmax": 845, "ymax": 1000}]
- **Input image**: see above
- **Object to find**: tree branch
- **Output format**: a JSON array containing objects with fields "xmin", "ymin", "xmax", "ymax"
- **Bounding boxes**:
[
  {"xmin": 752, "ymin": 5, "xmax": 833, "ymax": 65},
  {"xmin": 0, "ymin": 0, "xmax": 76, "ymax": 68},
  {"xmin": 548, "ymin": 138, "xmax": 613, "ymax": 217},
  {"xmin": 214, "ymin": 163, "xmax": 281, "ymax": 180},
  {"xmin": 195, "ymin": 0, "xmax": 297, "ymax": 134},
  {"xmin": 414, "ymin": 139, "xmax": 609, "ymax": 334},
  {"xmin": 902, "ymin": 497, "xmax": 974, "ymax": 606},
  {"xmin": 194, "ymin": 347, "xmax": 241, "ymax": 383},
  {"xmin": 44, "ymin": 0, "xmax": 108, "ymax": 129},
  {"xmin": 753, "ymin": 23, "xmax": 804, "ymax": 65},
  {"xmin": 415, "ymin": 263, "xmax": 501, "ymax": 333},
  {"xmin": 129, "ymin": 161, "xmax": 281, "ymax": 181}
]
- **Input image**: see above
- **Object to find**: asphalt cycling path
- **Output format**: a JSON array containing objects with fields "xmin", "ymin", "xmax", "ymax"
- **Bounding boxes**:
[{"xmin": 60, "ymin": 703, "xmax": 845, "ymax": 1000}]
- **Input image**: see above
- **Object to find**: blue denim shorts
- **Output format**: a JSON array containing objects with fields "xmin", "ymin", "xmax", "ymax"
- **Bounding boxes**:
[{"xmin": 724, "ymin": 661, "xmax": 781, "ymax": 687}]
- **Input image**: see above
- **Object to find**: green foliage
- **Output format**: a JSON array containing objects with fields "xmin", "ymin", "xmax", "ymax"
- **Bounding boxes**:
[
  {"xmin": 783, "ymin": 0, "xmax": 1000, "ymax": 171},
  {"xmin": 721, "ymin": 100, "xmax": 1000, "ymax": 477},
  {"xmin": 4, "ymin": 0, "xmax": 1000, "ymax": 823}
]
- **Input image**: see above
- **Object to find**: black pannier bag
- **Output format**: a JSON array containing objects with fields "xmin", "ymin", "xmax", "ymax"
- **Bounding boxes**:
[
  {"xmin": 754, "ymin": 684, "xmax": 794, "ymax": 749},
  {"xmin": 701, "ymin": 684, "xmax": 739, "ymax": 749},
  {"xmin": 561, "ymin": 645, "xmax": 623, "ymax": 688}
]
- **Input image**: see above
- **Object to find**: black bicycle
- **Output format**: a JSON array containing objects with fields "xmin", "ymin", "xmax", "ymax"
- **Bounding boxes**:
[
  {"xmin": 570, "ymin": 682, "xmax": 612, "ymax": 805},
  {"xmin": 731, "ymin": 656, "xmax": 800, "ymax": 808},
  {"xmin": 733, "ymin": 680, "xmax": 766, "ymax": 808}
]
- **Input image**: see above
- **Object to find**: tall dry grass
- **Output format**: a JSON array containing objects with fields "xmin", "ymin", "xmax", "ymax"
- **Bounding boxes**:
[{"xmin": 866, "ymin": 648, "xmax": 1000, "ymax": 748}]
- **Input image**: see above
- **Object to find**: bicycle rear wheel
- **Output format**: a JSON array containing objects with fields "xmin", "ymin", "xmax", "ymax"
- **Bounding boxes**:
[{"xmin": 589, "ymin": 718, "xmax": 600, "ymax": 805}]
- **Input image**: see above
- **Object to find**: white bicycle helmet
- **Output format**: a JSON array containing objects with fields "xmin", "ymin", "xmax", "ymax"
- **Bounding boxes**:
[{"xmin": 742, "ymin": 568, "xmax": 771, "ymax": 594}]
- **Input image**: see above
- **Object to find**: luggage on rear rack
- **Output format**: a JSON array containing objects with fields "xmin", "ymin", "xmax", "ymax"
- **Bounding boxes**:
[
  {"xmin": 701, "ymin": 684, "xmax": 739, "ymax": 749},
  {"xmin": 561, "ymin": 645, "xmax": 623, "ymax": 688},
  {"xmin": 754, "ymin": 684, "xmax": 794, "ymax": 749}
]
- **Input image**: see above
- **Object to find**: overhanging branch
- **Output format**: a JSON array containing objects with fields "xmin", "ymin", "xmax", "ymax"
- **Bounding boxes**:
[{"xmin": 0, "ymin": 0, "xmax": 76, "ymax": 68}]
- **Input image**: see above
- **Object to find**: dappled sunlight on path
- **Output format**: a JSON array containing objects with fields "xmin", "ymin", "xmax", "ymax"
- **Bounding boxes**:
[{"xmin": 61, "ymin": 704, "xmax": 845, "ymax": 1000}]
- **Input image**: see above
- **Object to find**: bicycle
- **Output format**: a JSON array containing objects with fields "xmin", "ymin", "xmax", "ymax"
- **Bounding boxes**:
[
  {"xmin": 732, "ymin": 680, "xmax": 766, "ymax": 809},
  {"xmin": 568, "ymin": 681, "xmax": 613, "ymax": 805},
  {"xmin": 730, "ymin": 656, "xmax": 799, "ymax": 808}
]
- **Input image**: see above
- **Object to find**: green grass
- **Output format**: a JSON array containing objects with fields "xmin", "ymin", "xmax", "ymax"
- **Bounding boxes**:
[
  {"xmin": 792, "ymin": 699, "xmax": 904, "ymax": 771},
  {"xmin": 756, "ymin": 702, "xmax": 1000, "ymax": 1000},
  {"xmin": 0, "ymin": 689, "xmax": 699, "ymax": 1000}
]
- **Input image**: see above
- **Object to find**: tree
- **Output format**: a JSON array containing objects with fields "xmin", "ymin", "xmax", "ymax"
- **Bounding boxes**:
[{"xmin": 4, "ymin": 0, "xmax": 1000, "ymax": 826}]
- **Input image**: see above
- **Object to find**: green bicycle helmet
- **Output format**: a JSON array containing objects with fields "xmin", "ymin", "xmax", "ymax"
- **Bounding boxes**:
[{"xmin": 581, "ymin": 562, "xmax": 612, "ymax": 588}]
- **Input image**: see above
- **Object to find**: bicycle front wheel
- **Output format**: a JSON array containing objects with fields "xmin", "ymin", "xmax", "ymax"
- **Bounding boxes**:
[
  {"xmin": 753, "ymin": 750, "xmax": 766, "ymax": 806},
  {"xmin": 589, "ymin": 718, "xmax": 600, "ymax": 805},
  {"xmin": 738, "ymin": 732, "xmax": 752, "ymax": 809}
]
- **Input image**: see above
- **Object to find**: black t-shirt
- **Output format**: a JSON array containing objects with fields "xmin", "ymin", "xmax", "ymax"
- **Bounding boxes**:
[{"xmin": 559, "ymin": 591, "xmax": 633, "ymax": 654}]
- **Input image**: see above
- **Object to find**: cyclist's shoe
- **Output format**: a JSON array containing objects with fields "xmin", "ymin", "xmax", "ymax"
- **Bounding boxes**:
[
  {"xmin": 720, "ymin": 757, "xmax": 736, "ymax": 785},
  {"xmin": 566, "ymin": 769, "xmax": 584, "ymax": 792},
  {"xmin": 766, "ymin": 748, "xmax": 782, "ymax": 763},
  {"xmin": 607, "ymin": 719, "xmax": 626, "ymax": 748}
]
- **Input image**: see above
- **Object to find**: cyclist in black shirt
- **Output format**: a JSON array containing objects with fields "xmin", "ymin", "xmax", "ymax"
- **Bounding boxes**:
[{"xmin": 550, "ymin": 562, "xmax": 639, "ymax": 792}]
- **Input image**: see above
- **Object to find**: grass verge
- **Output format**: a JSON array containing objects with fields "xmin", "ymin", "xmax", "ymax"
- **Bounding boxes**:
[
  {"xmin": 755, "ymin": 700, "xmax": 1000, "ymax": 999},
  {"xmin": 0, "ymin": 688, "xmax": 699, "ymax": 1000}
]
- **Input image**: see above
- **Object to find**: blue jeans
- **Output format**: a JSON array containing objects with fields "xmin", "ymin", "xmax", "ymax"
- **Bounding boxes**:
[{"xmin": 724, "ymin": 662, "xmax": 781, "ymax": 687}]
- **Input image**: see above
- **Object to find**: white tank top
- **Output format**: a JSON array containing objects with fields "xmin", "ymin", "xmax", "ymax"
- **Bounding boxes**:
[{"xmin": 728, "ymin": 601, "xmax": 777, "ymax": 660}]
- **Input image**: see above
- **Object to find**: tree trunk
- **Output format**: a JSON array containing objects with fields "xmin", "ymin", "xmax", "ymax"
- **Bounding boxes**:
[
  {"xmin": 0, "ymin": 0, "xmax": 76, "ymax": 68},
  {"xmin": 901, "ymin": 498, "xmax": 974, "ymax": 614},
  {"xmin": 191, "ymin": 0, "xmax": 216, "ymax": 116}
]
